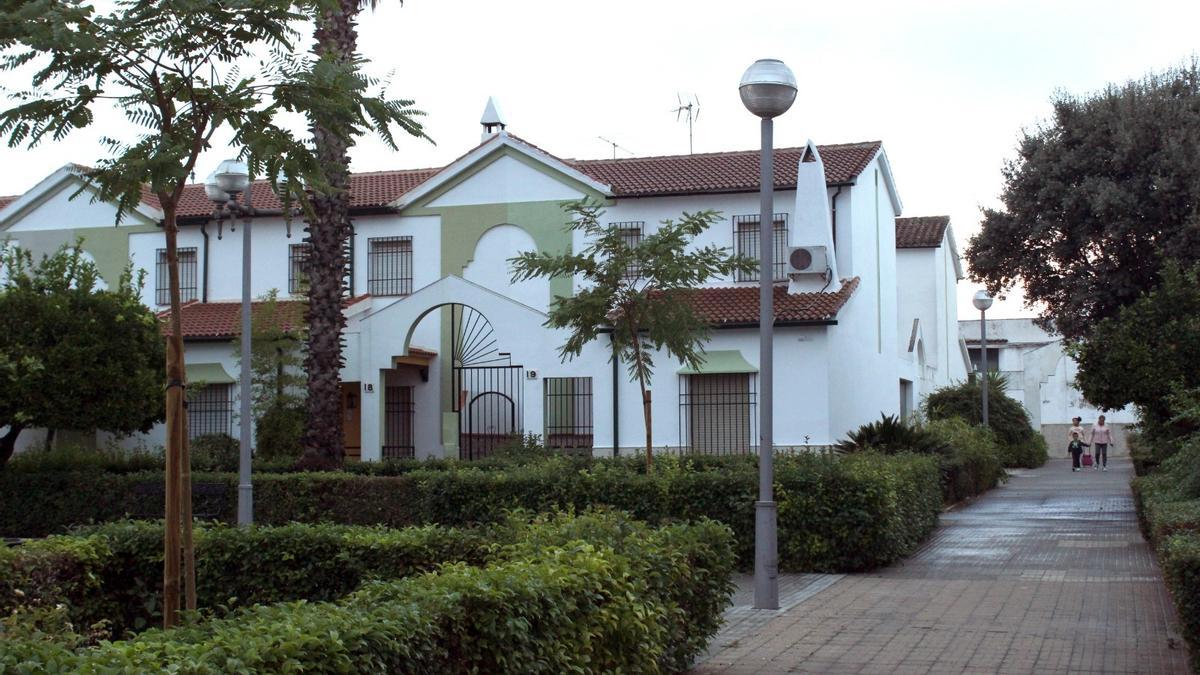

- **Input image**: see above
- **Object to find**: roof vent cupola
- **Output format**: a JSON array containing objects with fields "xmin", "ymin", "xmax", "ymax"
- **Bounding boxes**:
[{"xmin": 480, "ymin": 96, "xmax": 507, "ymax": 142}]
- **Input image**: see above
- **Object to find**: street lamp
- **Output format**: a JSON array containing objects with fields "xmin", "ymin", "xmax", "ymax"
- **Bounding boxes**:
[
  {"xmin": 207, "ymin": 159, "xmax": 254, "ymax": 526},
  {"xmin": 972, "ymin": 290, "xmax": 994, "ymax": 428},
  {"xmin": 740, "ymin": 58, "xmax": 797, "ymax": 611}
]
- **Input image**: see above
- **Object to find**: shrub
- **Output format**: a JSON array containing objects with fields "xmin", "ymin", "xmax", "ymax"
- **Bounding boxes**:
[
  {"xmin": 924, "ymin": 376, "xmax": 1047, "ymax": 468},
  {"xmin": 1161, "ymin": 533, "xmax": 1200, "ymax": 673},
  {"xmin": 3, "ymin": 444, "xmax": 162, "ymax": 474},
  {"xmin": 835, "ymin": 414, "xmax": 950, "ymax": 455},
  {"xmin": 254, "ymin": 401, "xmax": 304, "ymax": 462},
  {"xmin": 189, "ymin": 434, "xmax": 239, "ymax": 473}
]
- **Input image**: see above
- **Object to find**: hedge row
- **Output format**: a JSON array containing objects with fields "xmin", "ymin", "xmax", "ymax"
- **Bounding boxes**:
[
  {"xmin": 1132, "ymin": 438, "xmax": 1200, "ymax": 672},
  {"xmin": 0, "ymin": 453, "xmax": 941, "ymax": 573},
  {"xmin": 1, "ymin": 511, "xmax": 736, "ymax": 673}
]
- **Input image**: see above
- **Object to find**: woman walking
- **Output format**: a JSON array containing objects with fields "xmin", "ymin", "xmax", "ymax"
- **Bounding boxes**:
[{"xmin": 1090, "ymin": 415, "xmax": 1112, "ymax": 471}]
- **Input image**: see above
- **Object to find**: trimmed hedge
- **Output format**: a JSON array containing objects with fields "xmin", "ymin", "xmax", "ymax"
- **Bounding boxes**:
[
  {"xmin": 1, "ymin": 511, "xmax": 736, "ymax": 673},
  {"xmin": 0, "ymin": 453, "xmax": 941, "ymax": 573}
]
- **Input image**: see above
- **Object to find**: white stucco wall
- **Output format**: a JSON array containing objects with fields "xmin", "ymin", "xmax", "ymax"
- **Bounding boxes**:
[
  {"xmin": 427, "ymin": 154, "xmax": 586, "ymax": 207},
  {"xmin": 3, "ymin": 181, "xmax": 150, "ymax": 231},
  {"xmin": 463, "ymin": 224, "xmax": 549, "ymax": 313}
]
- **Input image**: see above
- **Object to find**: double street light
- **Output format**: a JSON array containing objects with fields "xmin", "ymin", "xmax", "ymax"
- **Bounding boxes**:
[
  {"xmin": 739, "ymin": 58, "xmax": 797, "ymax": 611},
  {"xmin": 972, "ymin": 290, "xmax": 994, "ymax": 427}
]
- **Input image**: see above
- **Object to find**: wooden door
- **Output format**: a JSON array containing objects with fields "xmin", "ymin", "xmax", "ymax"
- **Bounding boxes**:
[{"xmin": 341, "ymin": 382, "xmax": 362, "ymax": 461}]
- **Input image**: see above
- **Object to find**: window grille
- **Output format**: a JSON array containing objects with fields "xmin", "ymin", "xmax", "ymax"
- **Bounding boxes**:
[
  {"xmin": 732, "ymin": 214, "xmax": 789, "ymax": 282},
  {"xmin": 543, "ymin": 377, "xmax": 593, "ymax": 449},
  {"xmin": 611, "ymin": 221, "xmax": 644, "ymax": 281},
  {"xmin": 188, "ymin": 383, "xmax": 233, "ymax": 439},
  {"xmin": 288, "ymin": 243, "xmax": 311, "ymax": 295},
  {"xmin": 678, "ymin": 373, "xmax": 757, "ymax": 455},
  {"xmin": 383, "ymin": 385, "xmax": 415, "ymax": 459},
  {"xmin": 367, "ymin": 236, "xmax": 413, "ymax": 296},
  {"xmin": 156, "ymin": 247, "xmax": 198, "ymax": 306}
]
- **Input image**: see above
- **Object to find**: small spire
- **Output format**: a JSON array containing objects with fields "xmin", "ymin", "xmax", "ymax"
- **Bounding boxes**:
[{"xmin": 481, "ymin": 96, "xmax": 507, "ymax": 141}]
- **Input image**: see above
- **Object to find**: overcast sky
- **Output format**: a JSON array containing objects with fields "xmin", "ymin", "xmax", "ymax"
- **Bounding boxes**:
[{"xmin": 1, "ymin": 0, "xmax": 1197, "ymax": 319}]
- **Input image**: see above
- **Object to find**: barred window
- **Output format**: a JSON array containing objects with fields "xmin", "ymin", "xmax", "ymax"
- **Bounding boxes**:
[
  {"xmin": 543, "ymin": 377, "xmax": 593, "ymax": 449},
  {"xmin": 679, "ymin": 373, "xmax": 757, "ymax": 455},
  {"xmin": 288, "ymin": 243, "xmax": 311, "ymax": 295},
  {"xmin": 383, "ymin": 385, "xmax": 415, "ymax": 459},
  {"xmin": 732, "ymin": 214, "xmax": 789, "ymax": 282},
  {"xmin": 188, "ymin": 384, "xmax": 233, "ymax": 439},
  {"xmin": 611, "ymin": 221, "xmax": 644, "ymax": 281},
  {"xmin": 156, "ymin": 247, "xmax": 198, "ymax": 306},
  {"xmin": 367, "ymin": 236, "xmax": 413, "ymax": 296}
]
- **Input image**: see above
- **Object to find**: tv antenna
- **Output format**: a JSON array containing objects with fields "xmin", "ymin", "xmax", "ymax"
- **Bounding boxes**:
[
  {"xmin": 672, "ymin": 93, "xmax": 701, "ymax": 154},
  {"xmin": 597, "ymin": 136, "xmax": 634, "ymax": 159}
]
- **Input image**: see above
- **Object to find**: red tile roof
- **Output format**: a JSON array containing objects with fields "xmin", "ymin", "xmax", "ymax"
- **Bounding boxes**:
[
  {"xmin": 0, "ymin": 195, "xmax": 19, "ymax": 210},
  {"xmin": 161, "ymin": 296, "xmax": 369, "ymax": 339},
  {"xmin": 896, "ymin": 216, "xmax": 950, "ymax": 248},
  {"xmin": 682, "ymin": 278, "xmax": 860, "ymax": 327}
]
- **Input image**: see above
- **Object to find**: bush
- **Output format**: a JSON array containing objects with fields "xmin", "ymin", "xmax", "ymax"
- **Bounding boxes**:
[
  {"xmin": 835, "ymin": 414, "xmax": 949, "ymax": 455},
  {"xmin": 3, "ymin": 444, "xmax": 162, "ymax": 474},
  {"xmin": 1161, "ymin": 533, "xmax": 1200, "ymax": 674},
  {"xmin": 923, "ymin": 417, "xmax": 1006, "ymax": 503},
  {"xmin": 1, "ymin": 511, "xmax": 736, "ymax": 673},
  {"xmin": 924, "ymin": 375, "xmax": 1048, "ymax": 468},
  {"xmin": 189, "ymin": 434, "xmax": 239, "ymax": 473},
  {"xmin": 254, "ymin": 402, "xmax": 304, "ymax": 462}
]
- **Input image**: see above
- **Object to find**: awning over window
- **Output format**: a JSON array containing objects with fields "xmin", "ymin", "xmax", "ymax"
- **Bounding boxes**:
[
  {"xmin": 186, "ymin": 362, "xmax": 236, "ymax": 385},
  {"xmin": 677, "ymin": 350, "xmax": 758, "ymax": 375}
]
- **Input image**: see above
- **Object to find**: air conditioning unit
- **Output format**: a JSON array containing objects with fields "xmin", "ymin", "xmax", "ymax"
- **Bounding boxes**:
[{"xmin": 787, "ymin": 246, "xmax": 828, "ymax": 275}]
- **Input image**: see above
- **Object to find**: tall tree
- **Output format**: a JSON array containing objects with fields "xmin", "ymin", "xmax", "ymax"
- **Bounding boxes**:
[
  {"xmin": 510, "ymin": 201, "xmax": 755, "ymax": 467},
  {"xmin": 967, "ymin": 62, "xmax": 1200, "ymax": 342},
  {"xmin": 0, "ymin": 243, "xmax": 163, "ymax": 467},
  {"xmin": 234, "ymin": 289, "xmax": 308, "ymax": 461},
  {"xmin": 299, "ymin": 0, "xmax": 427, "ymax": 469},
  {"xmin": 0, "ymin": 0, "xmax": 380, "ymax": 626}
]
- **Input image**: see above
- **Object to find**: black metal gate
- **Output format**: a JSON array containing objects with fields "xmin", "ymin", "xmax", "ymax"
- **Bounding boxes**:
[{"xmin": 449, "ymin": 304, "xmax": 524, "ymax": 460}]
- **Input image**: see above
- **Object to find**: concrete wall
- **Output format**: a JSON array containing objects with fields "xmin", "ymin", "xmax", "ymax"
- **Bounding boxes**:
[{"xmin": 1042, "ymin": 422, "xmax": 1133, "ymax": 458}]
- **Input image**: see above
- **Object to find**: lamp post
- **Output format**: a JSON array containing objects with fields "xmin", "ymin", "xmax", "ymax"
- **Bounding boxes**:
[
  {"xmin": 740, "ymin": 58, "xmax": 797, "ymax": 611},
  {"xmin": 972, "ymin": 290, "xmax": 993, "ymax": 428},
  {"xmin": 207, "ymin": 160, "xmax": 254, "ymax": 525}
]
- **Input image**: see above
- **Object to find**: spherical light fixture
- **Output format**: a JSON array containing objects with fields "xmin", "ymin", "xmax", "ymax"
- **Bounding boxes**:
[
  {"xmin": 972, "ymin": 290, "xmax": 994, "ymax": 312},
  {"xmin": 213, "ymin": 158, "xmax": 250, "ymax": 195},
  {"xmin": 738, "ymin": 59, "xmax": 798, "ymax": 119}
]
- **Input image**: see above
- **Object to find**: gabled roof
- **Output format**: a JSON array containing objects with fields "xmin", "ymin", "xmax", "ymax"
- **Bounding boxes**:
[
  {"xmin": 682, "ymin": 278, "xmax": 860, "ymax": 327},
  {"xmin": 160, "ymin": 296, "xmax": 369, "ymax": 340},
  {"xmin": 896, "ymin": 216, "xmax": 950, "ymax": 248},
  {"xmin": 0, "ymin": 164, "xmax": 163, "ymax": 228}
]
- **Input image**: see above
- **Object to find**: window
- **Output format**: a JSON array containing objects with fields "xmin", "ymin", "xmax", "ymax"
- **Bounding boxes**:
[
  {"xmin": 156, "ymin": 247, "xmax": 198, "ymax": 306},
  {"xmin": 543, "ymin": 377, "xmax": 593, "ymax": 449},
  {"xmin": 383, "ymin": 385, "xmax": 415, "ymax": 459},
  {"xmin": 188, "ymin": 384, "xmax": 233, "ymax": 439},
  {"xmin": 968, "ymin": 347, "xmax": 1001, "ymax": 374},
  {"xmin": 288, "ymin": 243, "xmax": 311, "ymax": 295},
  {"xmin": 679, "ymin": 373, "xmax": 757, "ymax": 455},
  {"xmin": 367, "ymin": 236, "xmax": 413, "ymax": 296},
  {"xmin": 732, "ymin": 213, "xmax": 789, "ymax": 282},
  {"xmin": 611, "ymin": 221, "xmax": 644, "ymax": 281}
]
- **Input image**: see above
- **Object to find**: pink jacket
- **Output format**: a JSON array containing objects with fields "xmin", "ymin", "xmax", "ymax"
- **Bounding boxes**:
[{"xmin": 1090, "ymin": 425, "xmax": 1112, "ymax": 445}]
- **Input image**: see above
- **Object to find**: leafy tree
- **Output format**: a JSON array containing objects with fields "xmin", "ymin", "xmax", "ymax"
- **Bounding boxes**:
[
  {"xmin": 1073, "ymin": 263, "xmax": 1200, "ymax": 437},
  {"xmin": 922, "ymin": 374, "xmax": 1048, "ymax": 468},
  {"xmin": 967, "ymin": 62, "xmax": 1200, "ymax": 341},
  {"xmin": 234, "ymin": 290, "xmax": 307, "ymax": 461},
  {"xmin": 299, "ymin": 0, "xmax": 429, "ymax": 469},
  {"xmin": 0, "ymin": 243, "xmax": 163, "ymax": 468},
  {"xmin": 510, "ymin": 201, "xmax": 755, "ymax": 468}
]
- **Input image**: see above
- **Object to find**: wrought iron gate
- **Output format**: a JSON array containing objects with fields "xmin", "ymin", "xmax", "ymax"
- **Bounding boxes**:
[{"xmin": 449, "ymin": 304, "xmax": 524, "ymax": 460}]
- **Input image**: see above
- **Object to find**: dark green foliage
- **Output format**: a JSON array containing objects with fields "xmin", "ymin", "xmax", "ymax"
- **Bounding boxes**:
[
  {"xmin": 923, "ymin": 375, "xmax": 1048, "ymax": 468},
  {"xmin": 3, "ymin": 445, "xmax": 162, "ymax": 474},
  {"xmin": 923, "ymin": 417, "xmax": 1007, "ymax": 504},
  {"xmin": 0, "ymin": 244, "xmax": 164, "ymax": 468},
  {"xmin": 0, "ymin": 454, "xmax": 942, "ymax": 574},
  {"xmin": 254, "ymin": 401, "xmax": 305, "ymax": 462},
  {"xmin": 189, "ymin": 434, "xmax": 239, "ymax": 473},
  {"xmin": 967, "ymin": 62, "xmax": 1200, "ymax": 344},
  {"xmin": 836, "ymin": 414, "xmax": 950, "ymax": 455},
  {"xmin": 1, "ymin": 511, "xmax": 736, "ymax": 673},
  {"xmin": 1162, "ymin": 535, "xmax": 1200, "ymax": 673}
]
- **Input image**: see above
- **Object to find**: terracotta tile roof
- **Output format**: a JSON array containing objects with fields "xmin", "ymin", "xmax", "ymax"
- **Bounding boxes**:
[
  {"xmin": 161, "ymin": 295, "xmax": 369, "ymax": 339},
  {"xmin": 570, "ymin": 142, "xmax": 881, "ymax": 197},
  {"xmin": 681, "ymin": 278, "xmax": 860, "ymax": 327},
  {"xmin": 0, "ymin": 195, "xmax": 17, "ymax": 211},
  {"xmin": 896, "ymin": 216, "xmax": 950, "ymax": 248}
]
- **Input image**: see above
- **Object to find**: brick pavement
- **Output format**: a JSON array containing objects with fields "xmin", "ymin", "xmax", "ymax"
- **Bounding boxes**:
[{"xmin": 691, "ymin": 457, "xmax": 1189, "ymax": 674}]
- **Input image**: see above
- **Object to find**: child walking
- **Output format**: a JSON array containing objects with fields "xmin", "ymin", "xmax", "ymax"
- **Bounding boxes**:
[{"xmin": 1068, "ymin": 431, "xmax": 1090, "ymax": 472}]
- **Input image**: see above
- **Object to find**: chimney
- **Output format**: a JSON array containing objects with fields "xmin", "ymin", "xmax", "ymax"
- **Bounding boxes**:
[{"xmin": 480, "ymin": 96, "xmax": 507, "ymax": 143}]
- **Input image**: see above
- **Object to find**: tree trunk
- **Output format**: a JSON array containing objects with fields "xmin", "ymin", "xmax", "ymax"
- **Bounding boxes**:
[
  {"xmin": 43, "ymin": 428, "xmax": 55, "ymax": 452},
  {"xmin": 300, "ymin": 0, "xmax": 359, "ymax": 470},
  {"xmin": 627, "ymin": 321, "xmax": 653, "ymax": 470},
  {"xmin": 0, "ymin": 424, "xmax": 24, "ymax": 469},
  {"xmin": 642, "ymin": 387, "xmax": 652, "ymax": 469}
]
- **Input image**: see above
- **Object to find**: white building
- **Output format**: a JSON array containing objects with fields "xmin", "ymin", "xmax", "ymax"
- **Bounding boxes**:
[
  {"xmin": 959, "ymin": 317, "xmax": 1137, "ymax": 439},
  {"xmin": 1, "ymin": 103, "xmax": 970, "ymax": 459}
]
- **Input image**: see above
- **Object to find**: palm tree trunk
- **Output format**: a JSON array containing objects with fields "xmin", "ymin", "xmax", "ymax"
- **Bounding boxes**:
[
  {"xmin": 300, "ymin": 0, "xmax": 360, "ymax": 469},
  {"xmin": 0, "ymin": 424, "xmax": 23, "ymax": 469}
]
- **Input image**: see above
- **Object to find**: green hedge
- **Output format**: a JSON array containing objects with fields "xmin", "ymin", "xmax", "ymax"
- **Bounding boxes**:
[
  {"xmin": 0, "ymin": 453, "xmax": 941, "ymax": 573},
  {"xmin": 1, "ymin": 511, "xmax": 736, "ymax": 673}
]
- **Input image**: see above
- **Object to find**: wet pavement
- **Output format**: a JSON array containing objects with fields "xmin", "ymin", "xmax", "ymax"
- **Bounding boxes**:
[{"xmin": 692, "ymin": 457, "xmax": 1188, "ymax": 674}]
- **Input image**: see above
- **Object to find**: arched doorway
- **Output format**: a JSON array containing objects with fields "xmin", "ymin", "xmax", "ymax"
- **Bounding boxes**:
[{"xmin": 448, "ymin": 304, "xmax": 524, "ymax": 459}]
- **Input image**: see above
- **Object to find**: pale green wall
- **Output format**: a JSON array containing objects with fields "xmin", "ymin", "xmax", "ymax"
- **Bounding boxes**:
[{"xmin": 4, "ymin": 226, "xmax": 156, "ymax": 288}]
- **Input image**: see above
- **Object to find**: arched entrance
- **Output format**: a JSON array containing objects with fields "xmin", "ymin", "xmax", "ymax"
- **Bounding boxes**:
[{"xmin": 448, "ymin": 304, "xmax": 525, "ymax": 459}]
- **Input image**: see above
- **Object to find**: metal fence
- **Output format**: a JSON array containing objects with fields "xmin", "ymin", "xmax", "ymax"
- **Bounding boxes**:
[
  {"xmin": 677, "ymin": 373, "xmax": 758, "ymax": 455},
  {"xmin": 732, "ymin": 213, "xmax": 789, "ymax": 282},
  {"xmin": 187, "ymin": 383, "xmax": 233, "ymax": 439},
  {"xmin": 455, "ymin": 365, "xmax": 524, "ymax": 460},
  {"xmin": 156, "ymin": 247, "xmax": 198, "ymax": 306},
  {"xmin": 543, "ymin": 376, "xmax": 593, "ymax": 449},
  {"xmin": 383, "ymin": 385, "xmax": 415, "ymax": 459}
]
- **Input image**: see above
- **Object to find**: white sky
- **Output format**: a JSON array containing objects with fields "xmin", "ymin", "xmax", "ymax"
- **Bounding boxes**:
[{"xmin": 1, "ymin": 0, "xmax": 1197, "ymax": 319}]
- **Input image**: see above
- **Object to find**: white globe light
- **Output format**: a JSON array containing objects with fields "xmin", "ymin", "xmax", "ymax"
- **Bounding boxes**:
[
  {"xmin": 214, "ymin": 158, "xmax": 250, "ymax": 195},
  {"xmin": 739, "ymin": 59, "xmax": 798, "ymax": 119},
  {"xmin": 972, "ymin": 290, "xmax": 994, "ymax": 311},
  {"xmin": 204, "ymin": 172, "xmax": 228, "ymax": 204}
]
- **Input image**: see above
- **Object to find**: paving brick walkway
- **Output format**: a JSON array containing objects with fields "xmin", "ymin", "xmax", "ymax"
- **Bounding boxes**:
[{"xmin": 692, "ymin": 457, "xmax": 1189, "ymax": 674}]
